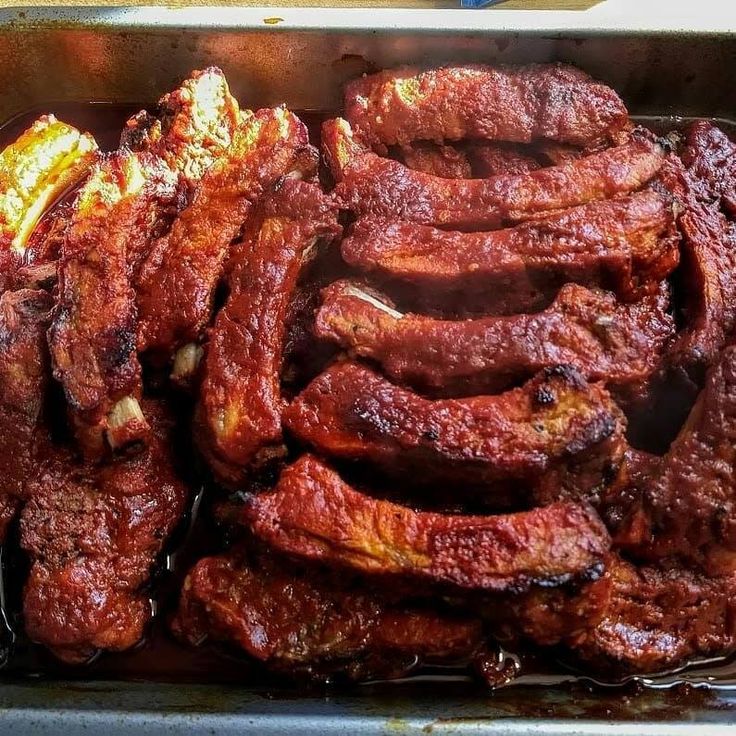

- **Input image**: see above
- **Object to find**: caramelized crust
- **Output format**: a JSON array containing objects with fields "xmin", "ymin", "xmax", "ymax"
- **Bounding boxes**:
[
  {"xmin": 324, "ymin": 118, "xmax": 665, "ymax": 230},
  {"xmin": 284, "ymin": 361, "xmax": 625, "ymax": 502},
  {"xmin": 137, "ymin": 107, "xmax": 318, "ymax": 361},
  {"xmin": 0, "ymin": 289, "xmax": 53, "ymax": 540},
  {"xmin": 245, "ymin": 454, "xmax": 611, "ymax": 592},
  {"xmin": 399, "ymin": 142, "xmax": 472, "ymax": 178},
  {"xmin": 195, "ymin": 180, "xmax": 340, "ymax": 487},
  {"xmin": 342, "ymin": 190, "xmax": 679, "ymax": 315},
  {"xmin": 20, "ymin": 399, "xmax": 190, "ymax": 663},
  {"xmin": 465, "ymin": 141, "xmax": 541, "ymax": 177},
  {"xmin": 172, "ymin": 548, "xmax": 482, "ymax": 679},
  {"xmin": 344, "ymin": 64, "xmax": 629, "ymax": 149},
  {"xmin": 572, "ymin": 556, "xmax": 736, "ymax": 674},
  {"xmin": 315, "ymin": 281, "xmax": 675, "ymax": 399}
]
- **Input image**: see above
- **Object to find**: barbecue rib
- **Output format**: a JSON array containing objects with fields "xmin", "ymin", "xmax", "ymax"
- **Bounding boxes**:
[
  {"xmin": 610, "ymin": 345, "xmax": 736, "ymax": 572},
  {"xmin": 315, "ymin": 281, "xmax": 675, "ymax": 400},
  {"xmin": 172, "ymin": 548, "xmax": 483, "ymax": 680},
  {"xmin": 137, "ymin": 106, "xmax": 318, "ymax": 364},
  {"xmin": 49, "ymin": 70, "xmax": 240, "ymax": 459},
  {"xmin": 0, "ymin": 289, "xmax": 53, "ymax": 541},
  {"xmin": 284, "ymin": 361, "xmax": 625, "ymax": 503},
  {"xmin": 666, "ymin": 125, "xmax": 736, "ymax": 382},
  {"xmin": 681, "ymin": 120, "xmax": 736, "ymax": 218},
  {"xmin": 325, "ymin": 118, "xmax": 666, "ymax": 230},
  {"xmin": 195, "ymin": 179, "xmax": 340, "ymax": 487},
  {"xmin": 572, "ymin": 556, "xmax": 736, "ymax": 674},
  {"xmin": 340, "ymin": 190, "xmax": 679, "ymax": 314},
  {"xmin": 344, "ymin": 64, "xmax": 629, "ymax": 149},
  {"xmin": 244, "ymin": 454, "xmax": 611, "ymax": 592},
  {"xmin": 20, "ymin": 399, "xmax": 190, "ymax": 663},
  {"xmin": 399, "ymin": 142, "xmax": 472, "ymax": 178}
]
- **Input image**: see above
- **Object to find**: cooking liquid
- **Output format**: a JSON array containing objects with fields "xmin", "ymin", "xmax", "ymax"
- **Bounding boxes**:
[{"xmin": 2, "ymin": 103, "xmax": 736, "ymax": 707}]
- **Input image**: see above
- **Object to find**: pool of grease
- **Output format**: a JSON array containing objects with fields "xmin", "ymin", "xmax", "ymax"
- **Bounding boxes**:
[{"xmin": 2, "ymin": 102, "xmax": 736, "ymax": 707}]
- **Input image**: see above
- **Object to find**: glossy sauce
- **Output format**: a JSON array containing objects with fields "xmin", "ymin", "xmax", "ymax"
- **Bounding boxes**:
[{"xmin": 2, "ymin": 102, "xmax": 736, "ymax": 703}]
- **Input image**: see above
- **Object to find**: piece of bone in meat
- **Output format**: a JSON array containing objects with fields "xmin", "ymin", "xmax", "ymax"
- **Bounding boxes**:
[
  {"xmin": 284, "ymin": 361, "xmax": 626, "ymax": 503},
  {"xmin": 137, "ymin": 107, "xmax": 318, "ymax": 364},
  {"xmin": 171, "ymin": 547, "xmax": 483, "ymax": 680},
  {"xmin": 344, "ymin": 64, "xmax": 630, "ymax": 149},
  {"xmin": 341, "ymin": 190, "xmax": 679, "ymax": 314},
  {"xmin": 315, "ymin": 280, "xmax": 675, "ymax": 400},
  {"xmin": 20, "ymin": 398, "xmax": 190, "ymax": 663},
  {"xmin": 195, "ymin": 179, "xmax": 340, "ymax": 488},
  {"xmin": 244, "ymin": 454, "xmax": 611, "ymax": 593},
  {"xmin": 399, "ymin": 142, "xmax": 472, "ymax": 178},
  {"xmin": 324, "ymin": 119, "xmax": 665, "ymax": 230},
  {"xmin": 571, "ymin": 556, "xmax": 736, "ymax": 675},
  {"xmin": 0, "ymin": 288, "xmax": 53, "ymax": 542}
]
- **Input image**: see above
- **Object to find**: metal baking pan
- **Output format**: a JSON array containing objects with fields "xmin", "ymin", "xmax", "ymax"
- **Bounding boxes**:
[{"xmin": 2, "ymin": 6, "xmax": 736, "ymax": 733}]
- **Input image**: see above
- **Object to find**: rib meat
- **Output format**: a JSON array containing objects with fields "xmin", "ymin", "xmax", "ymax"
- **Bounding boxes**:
[
  {"xmin": 137, "ymin": 107, "xmax": 318, "ymax": 363},
  {"xmin": 244, "ymin": 454, "xmax": 611, "ymax": 592},
  {"xmin": 572, "ymin": 556, "xmax": 736, "ymax": 674},
  {"xmin": 610, "ymin": 345, "xmax": 736, "ymax": 572},
  {"xmin": 680, "ymin": 120, "xmax": 736, "ymax": 217},
  {"xmin": 195, "ymin": 179, "xmax": 340, "ymax": 487},
  {"xmin": 315, "ymin": 280, "xmax": 675, "ymax": 400},
  {"xmin": 324, "ymin": 118, "xmax": 666, "ymax": 230},
  {"xmin": 172, "ymin": 547, "xmax": 482, "ymax": 680},
  {"xmin": 340, "ymin": 190, "xmax": 679, "ymax": 313},
  {"xmin": 0, "ymin": 289, "xmax": 53, "ymax": 541},
  {"xmin": 399, "ymin": 142, "xmax": 472, "ymax": 178},
  {"xmin": 344, "ymin": 64, "xmax": 629, "ymax": 149},
  {"xmin": 465, "ymin": 142, "xmax": 541, "ymax": 177},
  {"xmin": 284, "ymin": 361, "xmax": 625, "ymax": 503},
  {"xmin": 20, "ymin": 399, "xmax": 190, "ymax": 663}
]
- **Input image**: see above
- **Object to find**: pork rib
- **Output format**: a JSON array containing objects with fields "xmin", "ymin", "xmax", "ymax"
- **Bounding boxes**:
[
  {"xmin": 172, "ymin": 548, "xmax": 482, "ymax": 680},
  {"xmin": 399, "ymin": 142, "xmax": 472, "ymax": 178},
  {"xmin": 284, "ymin": 361, "xmax": 625, "ymax": 503},
  {"xmin": 195, "ymin": 179, "xmax": 340, "ymax": 487},
  {"xmin": 0, "ymin": 289, "xmax": 53, "ymax": 541},
  {"xmin": 315, "ymin": 281, "xmax": 675, "ymax": 400},
  {"xmin": 20, "ymin": 399, "xmax": 190, "ymax": 663},
  {"xmin": 324, "ymin": 118, "xmax": 665, "ymax": 230},
  {"xmin": 340, "ymin": 190, "xmax": 679, "ymax": 313},
  {"xmin": 137, "ymin": 107, "xmax": 318, "ymax": 363},
  {"xmin": 344, "ymin": 64, "xmax": 629, "ymax": 149},
  {"xmin": 244, "ymin": 454, "xmax": 611, "ymax": 592}
]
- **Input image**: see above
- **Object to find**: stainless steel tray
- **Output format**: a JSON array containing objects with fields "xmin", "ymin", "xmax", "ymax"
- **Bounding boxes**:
[{"xmin": 2, "ymin": 6, "xmax": 736, "ymax": 733}]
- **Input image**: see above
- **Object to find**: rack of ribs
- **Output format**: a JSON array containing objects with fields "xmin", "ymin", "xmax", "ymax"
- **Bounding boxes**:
[
  {"xmin": 344, "ymin": 64, "xmax": 630, "ymax": 149},
  {"xmin": 244, "ymin": 454, "xmax": 611, "ymax": 592},
  {"xmin": 49, "ymin": 70, "xmax": 240, "ymax": 460},
  {"xmin": 323, "ymin": 118, "xmax": 665, "ymax": 230},
  {"xmin": 315, "ymin": 281, "xmax": 675, "ymax": 401},
  {"xmin": 194, "ymin": 179, "xmax": 340, "ymax": 488},
  {"xmin": 136, "ymin": 106, "xmax": 318, "ymax": 367},
  {"xmin": 340, "ymin": 190, "xmax": 679, "ymax": 314},
  {"xmin": 172, "ymin": 548, "xmax": 483, "ymax": 680},
  {"xmin": 284, "ymin": 361, "xmax": 626, "ymax": 504},
  {"xmin": 20, "ymin": 398, "xmax": 190, "ymax": 663},
  {"xmin": 0, "ymin": 289, "xmax": 53, "ymax": 542}
]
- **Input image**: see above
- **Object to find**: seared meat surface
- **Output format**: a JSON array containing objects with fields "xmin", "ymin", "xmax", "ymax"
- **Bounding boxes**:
[
  {"xmin": 195, "ymin": 179, "xmax": 340, "ymax": 487},
  {"xmin": 285, "ymin": 361, "xmax": 625, "ymax": 504},
  {"xmin": 316, "ymin": 281, "xmax": 674, "ymax": 400},
  {"xmin": 324, "ymin": 119, "xmax": 665, "ymax": 230},
  {"xmin": 399, "ymin": 142, "xmax": 472, "ymax": 178},
  {"xmin": 245, "ymin": 454, "xmax": 611, "ymax": 592},
  {"xmin": 345, "ymin": 64, "xmax": 629, "ymax": 149},
  {"xmin": 341, "ymin": 190, "xmax": 678, "ymax": 313},
  {"xmin": 172, "ymin": 548, "xmax": 483, "ymax": 680}
]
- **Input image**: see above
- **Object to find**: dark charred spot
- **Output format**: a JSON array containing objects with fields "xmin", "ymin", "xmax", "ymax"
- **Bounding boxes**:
[
  {"xmin": 422, "ymin": 427, "xmax": 440, "ymax": 442},
  {"xmin": 534, "ymin": 386, "xmax": 557, "ymax": 407}
]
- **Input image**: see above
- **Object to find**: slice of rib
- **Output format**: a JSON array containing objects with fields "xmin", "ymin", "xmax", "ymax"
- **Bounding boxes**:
[
  {"xmin": 244, "ymin": 454, "xmax": 611, "ymax": 592},
  {"xmin": 324, "ymin": 118, "xmax": 665, "ymax": 230}
]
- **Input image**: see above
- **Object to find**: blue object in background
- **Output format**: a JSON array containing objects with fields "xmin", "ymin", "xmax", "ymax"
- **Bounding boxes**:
[{"xmin": 461, "ymin": 0, "xmax": 505, "ymax": 6}]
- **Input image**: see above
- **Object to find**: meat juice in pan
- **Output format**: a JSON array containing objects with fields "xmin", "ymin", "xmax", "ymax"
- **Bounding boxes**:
[{"xmin": 2, "ymin": 103, "xmax": 736, "ymax": 693}]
